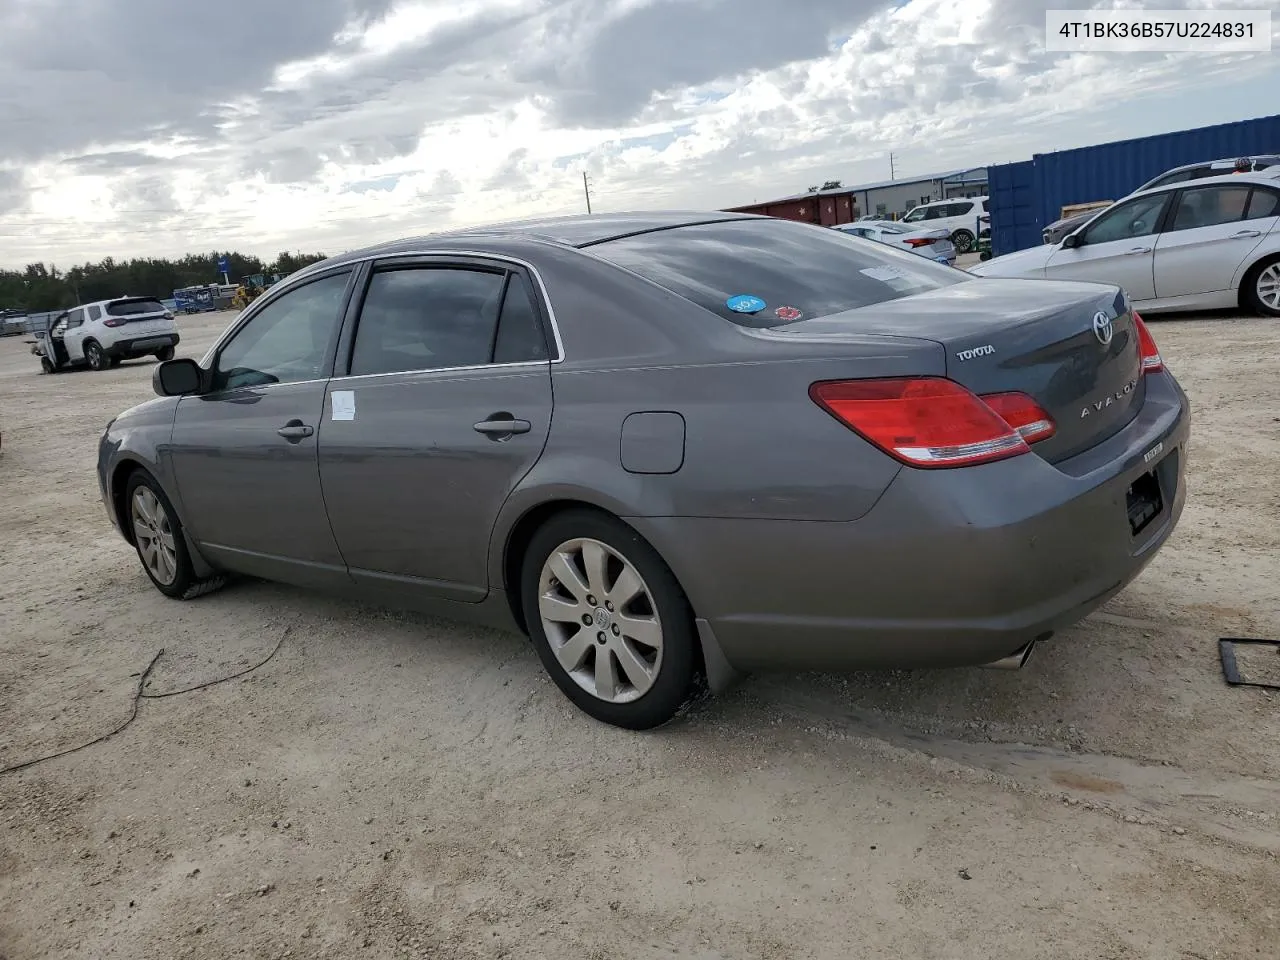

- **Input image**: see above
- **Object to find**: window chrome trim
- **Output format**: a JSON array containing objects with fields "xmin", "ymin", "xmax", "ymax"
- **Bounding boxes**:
[
  {"xmin": 200, "ymin": 250, "xmax": 566, "ymax": 371},
  {"xmin": 331, "ymin": 360, "xmax": 549, "ymax": 384}
]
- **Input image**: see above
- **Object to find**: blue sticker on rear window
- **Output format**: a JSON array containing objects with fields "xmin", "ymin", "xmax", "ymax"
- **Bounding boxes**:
[{"xmin": 726, "ymin": 294, "xmax": 766, "ymax": 314}]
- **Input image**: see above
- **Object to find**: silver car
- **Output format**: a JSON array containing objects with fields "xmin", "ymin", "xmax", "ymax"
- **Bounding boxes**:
[
  {"xmin": 99, "ymin": 212, "xmax": 1189, "ymax": 729},
  {"xmin": 975, "ymin": 169, "xmax": 1280, "ymax": 316},
  {"xmin": 833, "ymin": 221, "xmax": 957, "ymax": 265}
]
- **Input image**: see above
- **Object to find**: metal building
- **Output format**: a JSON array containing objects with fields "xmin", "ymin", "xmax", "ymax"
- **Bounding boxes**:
[
  {"xmin": 725, "ymin": 167, "xmax": 988, "ymax": 224},
  {"xmin": 987, "ymin": 113, "xmax": 1280, "ymax": 256}
]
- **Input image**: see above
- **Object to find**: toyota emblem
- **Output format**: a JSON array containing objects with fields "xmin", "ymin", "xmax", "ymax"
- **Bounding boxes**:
[{"xmin": 1092, "ymin": 311, "xmax": 1114, "ymax": 346}]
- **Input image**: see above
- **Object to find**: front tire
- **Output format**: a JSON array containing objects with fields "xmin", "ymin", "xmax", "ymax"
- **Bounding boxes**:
[
  {"xmin": 951, "ymin": 229, "xmax": 975, "ymax": 254},
  {"xmin": 520, "ymin": 509, "xmax": 703, "ymax": 730},
  {"xmin": 1244, "ymin": 256, "xmax": 1280, "ymax": 317},
  {"xmin": 124, "ymin": 470, "xmax": 228, "ymax": 600},
  {"xmin": 84, "ymin": 340, "xmax": 108, "ymax": 371}
]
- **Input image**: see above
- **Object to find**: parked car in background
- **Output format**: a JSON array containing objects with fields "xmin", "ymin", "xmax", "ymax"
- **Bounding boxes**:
[
  {"xmin": 33, "ymin": 296, "xmax": 180, "ymax": 373},
  {"xmin": 99, "ymin": 212, "xmax": 1187, "ymax": 730},
  {"xmin": 899, "ymin": 197, "xmax": 987, "ymax": 254},
  {"xmin": 1042, "ymin": 155, "xmax": 1280, "ymax": 245},
  {"xmin": 973, "ymin": 169, "xmax": 1280, "ymax": 316},
  {"xmin": 833, "ymin": 220, "xmax": 957, "ymax": 265}
]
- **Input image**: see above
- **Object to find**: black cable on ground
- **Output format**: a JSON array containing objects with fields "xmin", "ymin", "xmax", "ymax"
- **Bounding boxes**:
[{"xmin": 0, "ymin": 626, "xmax": 291, "ymax": 778}]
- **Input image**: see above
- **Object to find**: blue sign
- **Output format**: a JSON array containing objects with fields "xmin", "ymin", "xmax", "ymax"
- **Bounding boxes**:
[
  {"xmin": 217, "ymin": 256, "xmax": 230, "ymax": 274},
  {"xmin": 726, "ymin": 294, "xmax": 766, "ymax": 314}
]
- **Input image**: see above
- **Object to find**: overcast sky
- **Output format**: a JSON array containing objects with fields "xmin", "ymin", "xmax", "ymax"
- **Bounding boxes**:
[{"xmin": 0, "ymin": 0, "xmax": 1277, "ymax": 266}]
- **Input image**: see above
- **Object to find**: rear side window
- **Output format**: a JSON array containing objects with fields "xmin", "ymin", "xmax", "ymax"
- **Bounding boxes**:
[
  {"xmin": 586, "ymin": 218, "xmax": 966, "ymax": 328},
  {"xmin": 350, "ymin": 267, "xmax": 506, "ymax": 376},
  {"xmin": 107, "ymin": 298, "xmax": 166, "ymax": 316},
  {"xmin": 493, "ymin": 274, "xmax": 550, "ymax": 364},
  {"xmin": 1245, "ymin": 188, "xmax": 1280, "ymax": 219},
  {"xmin": 86, "ymin": 304, "xmax": 102, "ymax": 321}
]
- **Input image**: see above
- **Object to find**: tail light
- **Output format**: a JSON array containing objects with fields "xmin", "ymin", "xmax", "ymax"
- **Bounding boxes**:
[
  {"xmin": 103, "ymin": 318, "xmax": 126, "ymax": 328},
  {"xmin": 810, "ymin": 377, "xmax": 1030, "ymax": 468},
  {"xmin": 1133, "ymin": 312, "xmax": 1163, "ymax": 374},
  {"xmin": 905, "ymin": 237, "xmax": 935, "ymax": 247},
  {"xmin": 980, "ymin": 391, "xmax": 1057, "ymax": 443}
]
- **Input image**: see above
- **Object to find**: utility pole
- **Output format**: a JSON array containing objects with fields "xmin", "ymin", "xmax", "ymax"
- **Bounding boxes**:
[
  {"xmin": 889, "ymin": 153, "xmax": 896, "ymax": 181},
  {"xmin": 583, "ymin": 171, "xmax": 593, "ymax": 214}
]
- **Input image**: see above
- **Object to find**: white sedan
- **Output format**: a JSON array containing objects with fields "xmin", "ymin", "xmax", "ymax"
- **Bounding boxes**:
[
  {"xmin": 833, "ymin": 221, "xmax": 958, "ymax": 266},
  {"xmin": 971, "ymin": 169, "xmax": 1280, "ymax": 316}
]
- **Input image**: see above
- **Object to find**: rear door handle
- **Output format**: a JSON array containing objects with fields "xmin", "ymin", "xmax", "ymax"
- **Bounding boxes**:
[
  {"xmin": 277, "ymin": 420, "xmax": 314, "ymax": 441},
  {"xmin": 1231, "ymin": 229, "xmax": 1262, "ymax": 238},
  {"xmin": 1125, "ymin": 246, "xmax": 1152, "ymax": 255},
  {"xmin": 474, "ymin": 413, "xmax": 531, "ymax": 439}
]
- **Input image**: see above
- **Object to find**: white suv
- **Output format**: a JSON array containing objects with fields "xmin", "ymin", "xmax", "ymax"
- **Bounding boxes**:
[
  {"xmin": 42, "ymin": 297, "xmax": 180, "ymax": 372},
  {"xmin": 898, "ymin": 197, "xmax": 988, "ymax": 254}
]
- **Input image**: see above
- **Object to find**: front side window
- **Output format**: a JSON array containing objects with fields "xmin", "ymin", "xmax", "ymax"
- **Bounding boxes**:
[
  {"xmin": 1169, "ymin": 185, "xmax": 1251, "ymax": 231},
  {"xmin": 1081, "ymin": 194, "xmax": 1170, "ymax": 245},
  {"xmin": 587, "ymin": 218, "xmax": 965, "ymax": 328},
  {"xmin": 213, "ymin": 271, "xmax": 351, "ymax": 391},
  {"xmin": 349, "ymin": 267, "xmax": 506, "ymax": 377},
  {"xmin": 901, "ymin": 205, "xmax": 926, "ymax": 223}
]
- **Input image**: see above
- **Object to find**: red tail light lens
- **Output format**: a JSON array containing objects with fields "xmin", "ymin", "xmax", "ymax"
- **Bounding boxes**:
[
  {"xmin": 810, "ymin": 377, "xmax": 1029, "ymax": 468},
  {"xmin": 1133, "ymin": 312, "xmax": 1163, "ymax": 374},
  {"xmin": 979, "ymin": 391, "xmax": 1056, "ymax": 444},
  {"xmin": 905, "ymin": 237, "xmax": 934, "ymax": 247},
  {"xmin": 103, "ymin": 318, "xmax": 126, "ymax": 327}
]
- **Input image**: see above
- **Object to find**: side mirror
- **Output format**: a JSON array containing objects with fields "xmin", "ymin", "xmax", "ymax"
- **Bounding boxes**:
[
  {"xmin": 1062, "ymin": 233, "xmax": 1082, "ymax": 249},
  {"xmin": 153, "ymin": 357, "xmax": 203, "ymax": 397}
]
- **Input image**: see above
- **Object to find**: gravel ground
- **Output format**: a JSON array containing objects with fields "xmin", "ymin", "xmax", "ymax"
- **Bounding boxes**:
[{"xmin": 1, "ymin": 307, "xmax": 1278, "ymax": 960}]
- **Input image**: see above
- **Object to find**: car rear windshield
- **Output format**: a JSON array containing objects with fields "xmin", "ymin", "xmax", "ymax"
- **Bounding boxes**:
[
  {"xmin": 106, "ymin": 298, "xmax": 166, "ymax": 316},
  {"xmin": 585, "ymin": 218, "xmax": 966, "ymax": 328}
]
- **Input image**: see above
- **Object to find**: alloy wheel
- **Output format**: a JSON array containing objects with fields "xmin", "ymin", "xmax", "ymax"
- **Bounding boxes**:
[
  {"xmin": 1257, "ymin": 262, "xmax": 1280, "ymax": 313},
  {"xmin": 537, "ymin": 537, "xmax": 664, "ymax": 704},
  {"xmin": 131, "ymin": 486, "xmax": 178, "ymax": 586},
  {"xmin": 87, "ymin": 343, "xmax": 104, "ymax": 370}
]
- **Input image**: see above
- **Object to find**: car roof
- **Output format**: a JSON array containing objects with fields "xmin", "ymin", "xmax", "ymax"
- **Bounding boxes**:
[
  {"xmin": 1131, "ymin": 166, "xmax": 1280, "ymax": 198},
  {"xmin": 321, "ymin": 210, "xmax": 764, "ymax": 266},
  {"xmin": 1158, "ymin": 154, "xmax": 1280, "ymax": 175}
]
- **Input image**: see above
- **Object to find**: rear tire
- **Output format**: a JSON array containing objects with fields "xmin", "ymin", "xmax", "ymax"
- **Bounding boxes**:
[
  {"xmin": 520, "ymin": 509, "xmax": 704, "ymax": 730},
  {"xmin": 1243, "ymin": 256, "xmax": 1280, "ymax": 317},
  {"xmin": 40, "ymin": 357, "xmax": 56, "ymax": 375},
  {"xmin": 951, "ymin": 229, "xmax": 975, "ymax": 254},
  {"xmin": 123, "ymin": 470, "xmax": 229, "ymax": 601},
  {"xmin": 155, "ymin": 346, "xmax": 175, "ymax": 362},
  {"xmin": 85, "ymin": 340, "xmax": 108, "ymax": 371}
]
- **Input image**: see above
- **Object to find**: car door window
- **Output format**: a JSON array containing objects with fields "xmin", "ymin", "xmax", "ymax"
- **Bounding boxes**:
[
  {"xmin": 1245, "ymin": 187, "xmax": 1280, "ymax": 220},
  {"xmin": 213, "ymin": 271, "xmax": 351, "ymax": 391},
  {"xmin": 86, "ymin": 305, "xmax": 101, "ymax": 321},
  {"xmin": 949, "ymin": 202, "xmax": 973, "ymax": 217},
  {"xmin": 1081, "ymin": 194, "xmax": 1169, "ymax": 245},
  {"xmin": 66, "ymin": 308, "xmax": 84, "ymax": 328},
  {"xmin": 349, "ymin": 267, "xmax": 506, "ymax": 376},
  {"xmin": 493, "ymin": 273, "xmax": 550, "ymax": 364},
  {"xmin": 1169, "ymin": 185, "xmax": 1251, "ymax": 231},
  {"xmin": 901, "ymin": 207, "xmax": 925, "ymax": 223}
]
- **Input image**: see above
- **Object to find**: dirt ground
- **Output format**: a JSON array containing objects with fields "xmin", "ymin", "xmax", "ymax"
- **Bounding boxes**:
[{"xmin": 1, "ymin": 305, "xmax": 1278, "ymax": 960}]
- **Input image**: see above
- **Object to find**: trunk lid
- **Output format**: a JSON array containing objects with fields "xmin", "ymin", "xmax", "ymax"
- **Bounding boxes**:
[{"xmin": 759, "ymin": 278, "xmax": 1144, "ymax": 463}]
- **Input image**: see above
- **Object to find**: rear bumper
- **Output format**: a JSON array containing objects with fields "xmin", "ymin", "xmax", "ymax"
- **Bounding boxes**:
[
  {"xmin": 104, "ymin": 333, "xmax": 179, "ymax": 358},
  {"xmin": 629, "ymin": 370, "xmax": 1190, "ymax": 672}
]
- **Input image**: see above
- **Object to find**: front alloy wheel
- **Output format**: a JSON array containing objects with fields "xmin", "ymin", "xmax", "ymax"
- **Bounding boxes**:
[{"xmin": 131, "ymin": 484, "xmax": 179, "ymax": 587}]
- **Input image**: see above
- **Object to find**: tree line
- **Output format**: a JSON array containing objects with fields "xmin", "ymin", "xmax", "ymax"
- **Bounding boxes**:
[{"xmin": 0, "ymin": 250, "xmax": 329, "ymax": 313}]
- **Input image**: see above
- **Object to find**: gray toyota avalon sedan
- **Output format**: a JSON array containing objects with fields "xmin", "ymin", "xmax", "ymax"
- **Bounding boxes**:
[{"xmin": 98, "ymin": 212, "xmax": 1189, "ymax": 729}]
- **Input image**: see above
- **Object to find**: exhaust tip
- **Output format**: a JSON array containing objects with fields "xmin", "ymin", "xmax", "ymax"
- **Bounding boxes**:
[{"xmin": 983, "ymin": 639, "xmax": 1037, "ymax": 670}]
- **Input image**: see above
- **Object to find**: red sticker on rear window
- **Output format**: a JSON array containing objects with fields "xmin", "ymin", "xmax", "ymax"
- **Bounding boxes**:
[{"xmin": 774, "ymin": 305, "xmax": 802, "ymax": 322}]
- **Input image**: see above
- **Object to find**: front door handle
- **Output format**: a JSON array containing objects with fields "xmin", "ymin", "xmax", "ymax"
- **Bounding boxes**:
[
  {"xmin": 277, "ymin": 420, "xmax": 314, "ymax": 441},
  {"xmin": 1125, "ymin": 246, "xmax": 1152, "ymax": 255},
  {"xmin": 1231, "ymin": 229, "xmax": 1262, "ymax": 238},
  {"xmin": 474, "ymin": 413, "xmax": 532, "ymax": 439}
]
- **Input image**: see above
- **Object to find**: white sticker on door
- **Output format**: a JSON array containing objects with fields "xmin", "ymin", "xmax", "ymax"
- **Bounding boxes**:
[{"xmin": 331, "ymin": 390, "xmax": 356, "ymax": 421}]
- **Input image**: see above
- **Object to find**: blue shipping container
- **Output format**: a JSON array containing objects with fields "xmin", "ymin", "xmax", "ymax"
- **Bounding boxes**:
[{"xmin": 988, "ymin": 114, "xmax": 1280, "ymax": 256}]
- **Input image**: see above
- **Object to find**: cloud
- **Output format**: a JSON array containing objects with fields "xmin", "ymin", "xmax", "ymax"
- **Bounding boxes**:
[{"xmin": 0, "ymin": 0, "xmax": 1276, "ymax": 264}]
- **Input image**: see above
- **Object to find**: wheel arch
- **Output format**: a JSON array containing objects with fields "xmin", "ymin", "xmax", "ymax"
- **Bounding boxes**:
[{"xmin": 109, "ymin": 457, "xmax": 219, "ymax": 579}]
